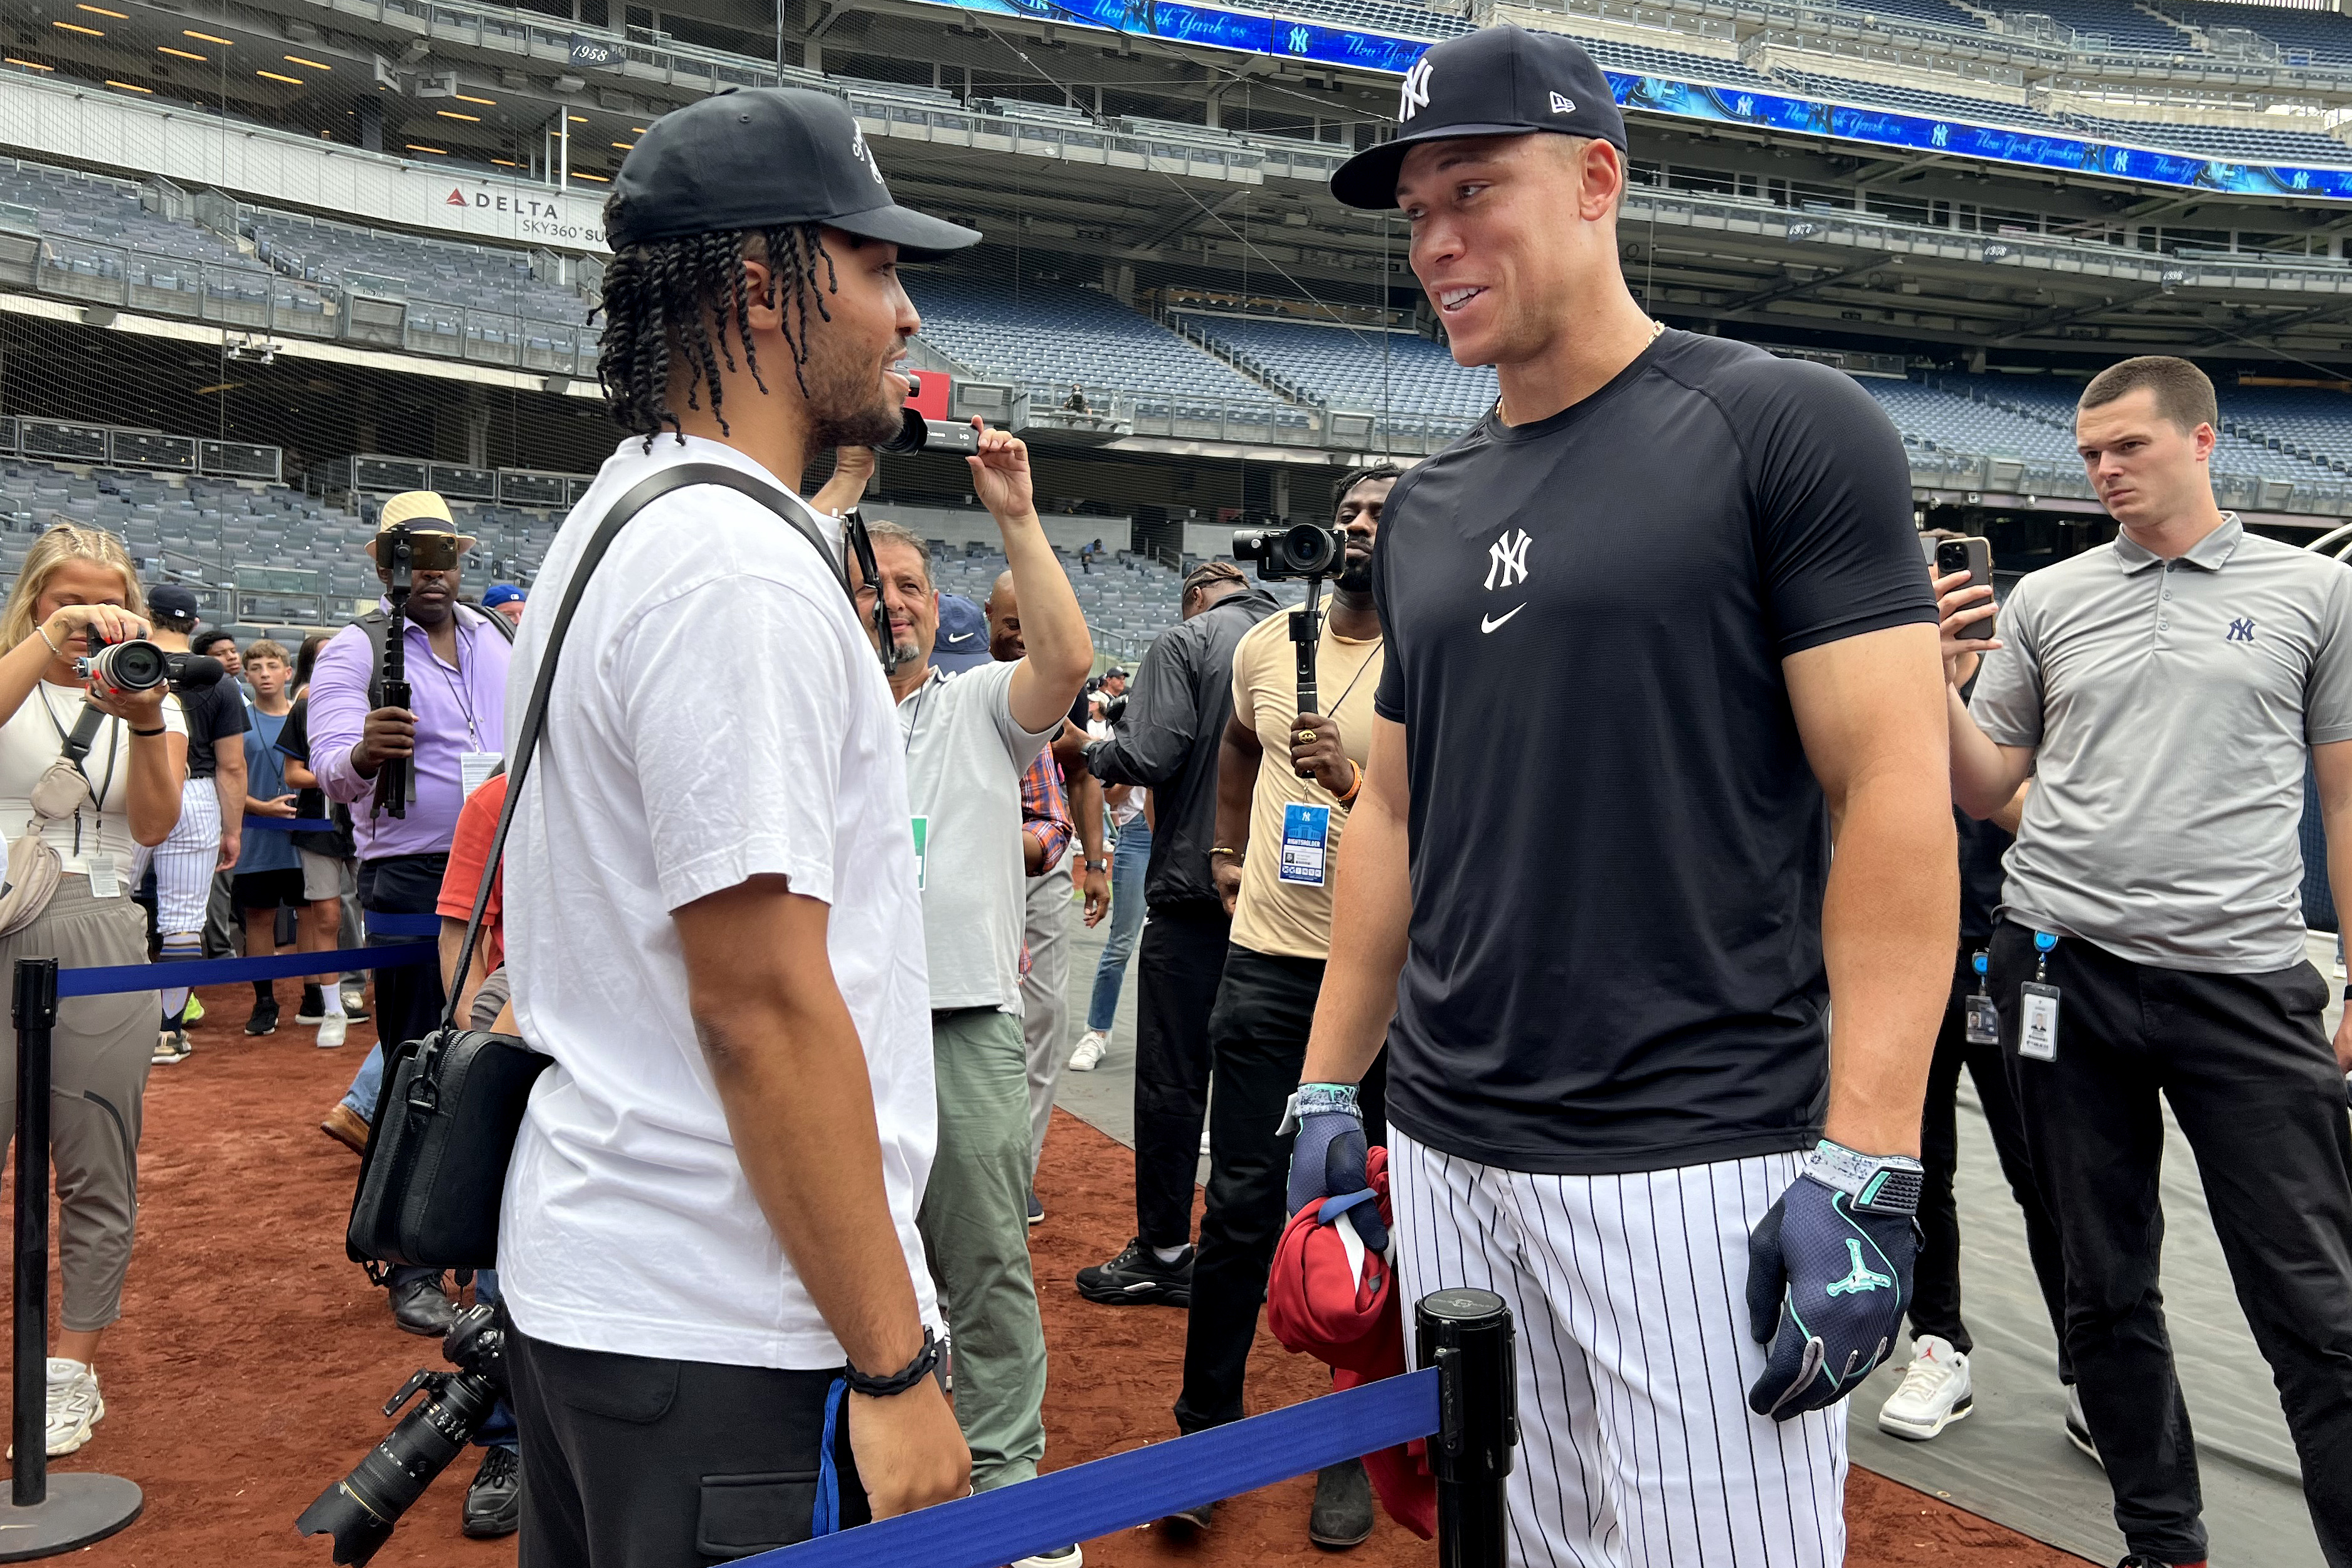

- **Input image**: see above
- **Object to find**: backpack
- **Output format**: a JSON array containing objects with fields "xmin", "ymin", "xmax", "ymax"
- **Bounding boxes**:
[{"xmin": 354, "ymin": 601, "xmax": 516, "ymax": 711}]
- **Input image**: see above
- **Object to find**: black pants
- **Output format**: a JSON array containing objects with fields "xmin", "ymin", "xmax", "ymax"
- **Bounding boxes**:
[
  {"xmin": 1910, "ymin": 948, "xmax": 2072, "ymax": 1381},
  {"xmin": 1989, "ymin": 920, "xmax": 2352, "ymax": 1567},
  {"xmin": 507, "ymin": 1322, "xmax": 870, "ymax": 1567},
  {"xmin": 1135, "ymin": 899, "xmax": 1232, "ymax": 1249},
  {"xmin": 359, "ymin": 852, "xmax": 450, "ymax": 1053},
  {"xmin": 1175, "ymin": 946, "xmax": 1386, "ymax": 1434}
]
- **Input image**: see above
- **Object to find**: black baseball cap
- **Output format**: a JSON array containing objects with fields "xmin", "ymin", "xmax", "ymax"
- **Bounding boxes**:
[
  {"xmin": 147, "ymin": 583, "xmax": 200, "ymax": 621},
  {"xmin": 608, "ymin": 87, "xmax": 982, "ymax": 260},
  {"xmin": 1331, "ymin": 26, "xmax": 1626, "ymax": 210}
]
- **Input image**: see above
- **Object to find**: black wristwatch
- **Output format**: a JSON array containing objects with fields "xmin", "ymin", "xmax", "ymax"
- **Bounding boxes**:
[{"xmin": 844, "ymin": 1327, "xmax": 941, "ymax": 1398}]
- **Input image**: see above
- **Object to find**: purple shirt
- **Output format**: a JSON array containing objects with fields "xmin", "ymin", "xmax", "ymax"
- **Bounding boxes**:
[{"xmin": 310, "ymin": 603, "xmax": 512, "ymax": 861}]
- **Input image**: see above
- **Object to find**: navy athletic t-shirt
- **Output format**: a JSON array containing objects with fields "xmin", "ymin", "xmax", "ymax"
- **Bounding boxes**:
[{"xmin": 1369, "ymin": 330, "xmax": 1934, "ymax": 1175}]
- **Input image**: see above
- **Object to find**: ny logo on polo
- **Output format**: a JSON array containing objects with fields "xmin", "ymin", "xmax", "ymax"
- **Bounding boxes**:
[
  {"xmin": 2227, "ymin": 617, "xmax": 2257, "ymax": 642},
  {"xmin": 1399, "ymin": 58, "xmax": 1434, "ymax": 122},
  {"xmin": 1485, "ymin": 528, "xmax": 1532, "ymax": 591}
]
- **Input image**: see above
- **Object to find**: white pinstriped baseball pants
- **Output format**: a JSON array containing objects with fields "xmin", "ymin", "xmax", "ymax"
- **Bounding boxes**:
[
  {"xmin": 132, "ymin": 776, "xmax": 220, "ymax": 933},
  {"xmin": 1389, "ymin": 1126, "xmax": 1848, "ymax": 1568}
]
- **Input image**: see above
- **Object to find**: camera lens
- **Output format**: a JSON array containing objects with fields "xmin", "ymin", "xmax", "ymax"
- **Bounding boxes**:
[
  {"xmin": 1280, "ymin": 522, "xmax": 1340, "ymax": 576},
  {"xmin": 97, "ymin": 640, "xmax": 170, "ymax": 692},
  {"xmin": 878, "ymin": 407, "xmax": 929, "ymax": 455}
]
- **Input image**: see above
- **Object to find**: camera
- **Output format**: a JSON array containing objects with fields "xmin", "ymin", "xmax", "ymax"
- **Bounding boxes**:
[
  {"xmin": 75, "ymin": 628, "xmax": 171, "ymax": 695},
  {"xmin": 297, "ymin": 1305, "xmax": 507, "ymax": 1565},
  {"xmin": 877, "ymin": 372, "xmax": 982, "ymax": 457},
  {"xmin": 1233, "ymin": 521, "xmax": 1347, "ymax": 583}
]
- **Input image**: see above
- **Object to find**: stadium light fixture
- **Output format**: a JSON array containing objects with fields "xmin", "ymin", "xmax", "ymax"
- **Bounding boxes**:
[
  {"xmin": 104, "ymin": 78, "xmax": 151, "ymax": 92},
  {"xmin": 76, "ymin": 5, "xmax": 129, "ymax": 17},
  {"xmin": 184, "ymin": 29, "xmax": 231, "ymax": 45},
  {"xmin": 285, "ymin": 54, "xmax": 329, "ymax": 70},
  {"xmin": 455, "ymin": 92, "xmax": 494, "ymax": 105},
  {"xmin": 158, "ymin": 46, "xmax": 206, "ymax": 61},
  {"xmin": 257, "ymin": 69, "xmax": 302, "ymax": 84},
  {"xmin": 567, "ymin": 114, "xmax": 586, "ymax": 124},
  {"xmin": 610, "ymin": 141, "xmax": 632, "ymax": 150},
  {"xmin": 437, "ymin": 109, "xmax": 480, "ymax": 122},
  {"xmin": 570, "ymin": 170, "xmax": 608, "ymax": 181},
  {"xmin": 5, "ymin": 57, "xmax": 54, "ymax": 70},
  {"xmin": 406, "ymin": 143, "xmax": 448, "ymax": 156},
  {"xmin": 52, "ymin": 22, "xmax": 105, "ymax": 37}
]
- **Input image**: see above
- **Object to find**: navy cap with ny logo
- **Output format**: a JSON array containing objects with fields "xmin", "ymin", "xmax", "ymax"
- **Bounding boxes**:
[{"xmin": 1330, "ymin": 25, "xmax": 1627, "ymax": 210}]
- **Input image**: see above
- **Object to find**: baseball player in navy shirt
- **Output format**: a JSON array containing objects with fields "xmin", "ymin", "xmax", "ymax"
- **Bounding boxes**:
[{"xmin": 1289, "ymin": 28, "xmax": 1954, "ymax": 1565}]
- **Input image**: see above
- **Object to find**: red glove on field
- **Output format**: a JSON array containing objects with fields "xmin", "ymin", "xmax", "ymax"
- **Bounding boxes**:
[{"xmin": 1266, "ymin": 1148, "xmax": 1437, "ymax": 1541}]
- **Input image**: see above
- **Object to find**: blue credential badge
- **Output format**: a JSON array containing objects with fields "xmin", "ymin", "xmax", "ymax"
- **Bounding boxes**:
[{"xmin": 1279, "ymin": 803, "xmax": 1331, "ymax": 886}]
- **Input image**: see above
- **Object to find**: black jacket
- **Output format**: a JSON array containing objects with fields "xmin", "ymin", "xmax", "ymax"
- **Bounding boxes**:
[{"xmin": 1087, "ymin": 585, "xmax": 1281, "ymax": 909}]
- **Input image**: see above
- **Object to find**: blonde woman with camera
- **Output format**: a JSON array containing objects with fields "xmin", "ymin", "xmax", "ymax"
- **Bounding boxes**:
[{"xmin": 0, "ymin": 524, "xmax": 186, "ymax": 1458}]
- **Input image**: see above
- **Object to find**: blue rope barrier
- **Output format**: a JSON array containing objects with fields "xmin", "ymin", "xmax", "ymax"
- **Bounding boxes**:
[
  {"xmin": 362, "ymin": 912, "xmax": 443, "ymax": 938},
  {"xmin": 53, "ymin": 941, "xmax": 436, "ymax": 999},
  {"xmin": 749, "ymin": 1368, "xmax": 1439, "ymax": 1568}
]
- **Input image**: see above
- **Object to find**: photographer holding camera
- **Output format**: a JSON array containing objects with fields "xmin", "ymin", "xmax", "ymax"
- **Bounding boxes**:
[
  {"xmin": 1076, "ymin": 559, "xmax": 1279, "ymax": 1305},
  {"xmin": 1158, "ymin": 466, "xmax": 1397, "ymax": 1544},
  {"xmin": 308, "ymin": 492, "xmax": 514, "ymax": 1336},
  {"xmin": 0, "ymin": 524, "xmax": 187, "ymax": 1459}
]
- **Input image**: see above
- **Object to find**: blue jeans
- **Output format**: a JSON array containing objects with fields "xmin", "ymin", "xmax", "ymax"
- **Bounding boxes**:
[
  {"xmin": 1086, "ymin": 817, "xmax": 1152, "ymax": 1033},
  {"xmin": 341, "ymin": 1042, "xmax": 383, "ymax": 1118}
]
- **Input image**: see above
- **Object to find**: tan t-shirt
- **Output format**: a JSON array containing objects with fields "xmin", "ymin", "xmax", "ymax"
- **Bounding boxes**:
[{"xmin": 1227, "ymin": 609, "xmax": 1382, "ymax": 961}]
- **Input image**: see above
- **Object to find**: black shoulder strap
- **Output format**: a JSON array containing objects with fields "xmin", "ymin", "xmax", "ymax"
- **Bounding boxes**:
[
  {"xmin": 439, "ymin": 464, "xmax": 847, "ymax": 1027},
  {"xmin": 361, "ymin": 603, "xmax": 516, "ymax": 709}
]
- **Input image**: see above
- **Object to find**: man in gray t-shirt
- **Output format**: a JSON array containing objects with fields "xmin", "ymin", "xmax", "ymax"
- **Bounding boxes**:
[
  {"xmin": 847, "ymin": 425, "xmax": 1091, "ymax": 1527},
  {"xmin": 1944, "ymin": 356, "xmax": 2352, "ymax": 1568}
]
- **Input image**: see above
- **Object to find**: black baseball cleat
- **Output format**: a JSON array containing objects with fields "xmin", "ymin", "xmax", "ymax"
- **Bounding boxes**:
[
  {"xmin": 463, "ymin": 1446, "xmax": 521, "ymax": 1538},
  {"xmin": 1308, "ymin": 1458, "xmax": 1374, "ymax": 1549},
  {"xmin": 1076, "ymin": 1239, "xmax": 1193, "ymax": 1307}
]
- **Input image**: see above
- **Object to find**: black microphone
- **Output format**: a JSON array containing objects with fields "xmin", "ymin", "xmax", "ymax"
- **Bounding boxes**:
[{"xmin": 166, "ymin": 653, "xmax": 226, "ymax": 690}]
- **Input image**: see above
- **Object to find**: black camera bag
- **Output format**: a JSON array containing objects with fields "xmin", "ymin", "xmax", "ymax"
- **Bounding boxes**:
[{"xmin": 344, "ymin": 463, "xmax": 858, "ymax": 1271}]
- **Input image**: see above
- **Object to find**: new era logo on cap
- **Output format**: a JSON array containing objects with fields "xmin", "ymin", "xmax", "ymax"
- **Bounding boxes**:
[{"xmin": 1549, "ymin": 91, "xmax": 1575, "ymax": 114}]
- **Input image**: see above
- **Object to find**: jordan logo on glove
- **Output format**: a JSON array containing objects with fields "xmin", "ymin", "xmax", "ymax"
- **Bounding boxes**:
[{"xmin": 1825, "ymin": 1238, "xmax": 1895, "ymax": 1298}]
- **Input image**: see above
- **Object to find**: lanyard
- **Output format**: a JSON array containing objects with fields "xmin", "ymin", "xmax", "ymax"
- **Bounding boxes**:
[
  {"xmin": 36, "ymin": 684, "xmax": 121, "ymax": 857},
  {"xmin": 1326, "ymin": 639, "xmax": 1382, "ymax": 718},
  {"xmin": 432, "ymin": 620, "xmax": 482, "ymax": 750},
  {"xmin": 898, "ymin": 670, "xmax": 936, "ymax": 757}
]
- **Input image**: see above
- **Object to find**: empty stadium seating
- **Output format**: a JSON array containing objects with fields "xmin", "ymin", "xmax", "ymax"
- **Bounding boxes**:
[
  {"xmin": 1772, "ymin": 73, "xmax": 2073, "ymax": 130},
  {"xmin": 2060, "ymin": 112, "xmax": 2352, "ymax": 162},
  {"xmin": 1173, "ymin": 314, "xmax": 1497, "ymax": 427},
  {"xmin": 911, "ymin": 274, "xmax": 1280, "ymax": 411},
  {"xmin": 2166, "ymin": 0, "xmax": 2352, "ymax": 63},
  {"xmin": 240, "ymin": 206, "xmax": 588, "ymax": 324}
]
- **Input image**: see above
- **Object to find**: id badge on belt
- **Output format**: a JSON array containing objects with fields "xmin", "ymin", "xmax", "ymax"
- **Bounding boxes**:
[
  {"xmin": 2017, "ymin": 932, "xmax": 2060, "ymax": 1062},
  {"xmin": 1964, "ymin": 950, "xmax": 1999, "ymax": 1046}
]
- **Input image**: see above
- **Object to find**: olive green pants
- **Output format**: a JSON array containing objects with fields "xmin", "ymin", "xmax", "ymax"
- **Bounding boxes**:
[{"xmin": 916, "ymin": 1005, "xmax": 1047, "ymax": 1492}]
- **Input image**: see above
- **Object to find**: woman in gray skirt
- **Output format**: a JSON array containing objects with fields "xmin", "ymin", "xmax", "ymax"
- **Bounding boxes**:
[{"xmin": 0, "ymin": 524, "xmax": 186, "ymax": 1457}]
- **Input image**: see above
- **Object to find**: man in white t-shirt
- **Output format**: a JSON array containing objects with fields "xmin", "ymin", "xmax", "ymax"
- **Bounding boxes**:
[
  {"xmin": 494, "ymin": 88, "xmax": 977, "ymax": 1564},
  {"xmin": 849, "ymin": 428, "xmax": 1089, "ymax": 1557}
]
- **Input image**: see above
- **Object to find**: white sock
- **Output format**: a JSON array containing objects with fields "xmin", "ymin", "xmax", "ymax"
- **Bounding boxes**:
[
  {"xmin": 321, "ymin": 986, "xmax": 346, "ymax": 1019},
  {"xmin": 1152, "ymin": 1244, "xmax": 1187, "ymax": 1265}
]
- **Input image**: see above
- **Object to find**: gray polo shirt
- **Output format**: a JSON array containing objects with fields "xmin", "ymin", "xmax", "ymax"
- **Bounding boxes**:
[
  {"xmin": 898, "ymin": 660, "xmax": 1056, "ymax": 1011},
  {"xmin": 1971, "ymin": 514, "xmax": 2352, "ymax": 973}
]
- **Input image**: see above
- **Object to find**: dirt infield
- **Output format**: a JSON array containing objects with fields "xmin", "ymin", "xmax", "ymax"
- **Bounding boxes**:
[{"xmin": 0, "ymin": 981, "xmax": 2087, "ymax": 1567}]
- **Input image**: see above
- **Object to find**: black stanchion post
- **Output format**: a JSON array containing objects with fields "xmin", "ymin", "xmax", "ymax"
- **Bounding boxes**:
[
  {"xmin": 1417, "ymin": 1288, "xmax": 1517, "ymax": 1568},
  {"xmin": 0, "ymin": 958, "xmax": 141, "ymax": 1560}
]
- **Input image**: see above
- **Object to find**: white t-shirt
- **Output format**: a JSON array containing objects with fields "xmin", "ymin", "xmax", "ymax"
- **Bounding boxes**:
[
  {"xmin": 1086, "ymin": 715, "xmax": 1143, "ymax": 827},
  {"xmin": 899, "ymin": 661, "xmax": 1054, "ymax": 1011},
  {"xmin": 498, "ymin": 434, "xmax": 938, "ymax": 1370},
  {"xmin": 0, "ymin": 680, "xmax": 189, "ymax": 875}
]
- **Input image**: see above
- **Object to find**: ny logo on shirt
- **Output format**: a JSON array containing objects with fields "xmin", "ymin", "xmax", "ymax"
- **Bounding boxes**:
[
  {"xmin": 1485, "ymin": 528, "xmax": 1532, "ymax": 591},
  {"xmin": 2226, "ymin": 617, "xmax": 2257, "ymax": 643}
]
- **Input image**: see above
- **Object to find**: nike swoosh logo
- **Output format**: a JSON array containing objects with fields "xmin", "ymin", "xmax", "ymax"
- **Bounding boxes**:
[
  {"xmin": 945, "ymin": 632, "xmax": 975, "ymax": 644},
  {"xmin": 1480, "ymin": 605, "xmax": 1526, "ymax": 634}
]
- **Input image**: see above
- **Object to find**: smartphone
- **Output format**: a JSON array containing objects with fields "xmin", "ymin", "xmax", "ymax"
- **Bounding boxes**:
[{"xmin": 1936, "ymin": 536, "xmax": 1995, "ymax": 642}]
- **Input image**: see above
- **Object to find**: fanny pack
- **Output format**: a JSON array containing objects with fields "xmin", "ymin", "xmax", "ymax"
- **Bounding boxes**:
[
  {"xmin": 0, "ymin": 700, "xmax": 116, "ymax": 939},
  {"xmin": 344, "ymin": 463, "xmax": 859, "ymax": 1273}
]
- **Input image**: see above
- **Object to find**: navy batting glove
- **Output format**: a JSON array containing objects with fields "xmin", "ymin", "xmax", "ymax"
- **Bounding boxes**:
[
  {"xmin": 1281, "ymin": 1083, "xmax": 1389, "ymax": 1254},
  {"xmin": 1744, "ymin": 1141, "xmax": 1922, "ymax": 1422}
]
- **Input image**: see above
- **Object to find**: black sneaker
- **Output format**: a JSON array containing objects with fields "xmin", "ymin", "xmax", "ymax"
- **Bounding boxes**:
[
  {"xmin": 462, "ymin": 1446, "xmax": 521, "ymax": 1539},
  {"xmin": 1309, "ymin": 1458, "xmax": 1374, "ymax": 1548},
  {"xmin": 1027, "ymin": 1192, "xmax": 1044, "ymax": 1227},
  {"xmin": 340, "ymin": 992, "xmax": 371, "ymax": 1024},
  {"xmin": 244, "ymin": 997, "xmax": 280, "ymax": 1037},
  {"xmin": 1076, "ymin": 1238, "xmax": 1192, "ymax": 1307},
  {"xmin": 295, "ymin": 985, "xmax": 327, "ymax": 1025}
]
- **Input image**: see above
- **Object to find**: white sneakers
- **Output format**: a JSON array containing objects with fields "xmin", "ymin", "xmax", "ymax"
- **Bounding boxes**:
[
  {"xmin": 44, "ymin": 1359, "xmax": 102, "ymax": 1456},
  {"xmin": 317, "ymin": 1014, "xmax": 348, "ymax": 1049},
  {"xmin": 1876, "ymin": 1335, "xmax": 1973, "ymax": 1441},
  {"xmin": 1067, "ymin": 1030, "xmax": 1109, "ymax": 1072}
]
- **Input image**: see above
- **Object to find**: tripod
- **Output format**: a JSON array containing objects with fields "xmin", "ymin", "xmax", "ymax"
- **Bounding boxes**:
[{"xmin": 1289, "ymin": 574, "xmax": 1324, "ymax": 779}]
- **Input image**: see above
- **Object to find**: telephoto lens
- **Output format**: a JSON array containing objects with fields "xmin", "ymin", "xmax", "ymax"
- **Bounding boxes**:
[
  {"xmin": 297, "ymin": 1306, "xmax": 507, "ymax": 1565},
  {"xmin": 75, "ymin": 634, "xmax": 171, "ymax": 695},
  {"xmin": 1231, "ymin": 521, "xmax": 1347, "ymax": 581}
]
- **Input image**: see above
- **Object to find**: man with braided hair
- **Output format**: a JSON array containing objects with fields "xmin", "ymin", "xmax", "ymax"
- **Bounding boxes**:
[{"xmin": 495, "ymin": 88, "xmax": 981, "ymax": 1565}]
